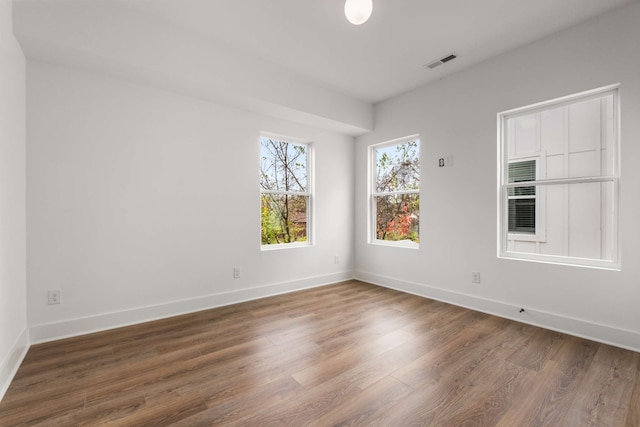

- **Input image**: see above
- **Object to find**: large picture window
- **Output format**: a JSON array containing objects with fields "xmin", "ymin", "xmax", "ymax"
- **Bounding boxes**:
[
  {"xmin": 370, "ymin": 136, "xmax": 420, "ymax": 247},
  {"xmin": 498, "ymin": 86, "xmax": 619, "ymax": 268},
  {"xmin": 260, "ymin": 134, "xmax": 312, "ymax": 248}
]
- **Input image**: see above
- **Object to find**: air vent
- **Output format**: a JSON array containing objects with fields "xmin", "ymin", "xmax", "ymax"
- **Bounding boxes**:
[{"xmin": 425, "ymin": 53, "xmax": 458, "ymax": 70}]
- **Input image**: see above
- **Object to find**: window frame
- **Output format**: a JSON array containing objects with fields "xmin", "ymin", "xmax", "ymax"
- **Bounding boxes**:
[
  {"xmin": 369, "ymin": 135, "xmax": 420, "ymax": 249},
  {"xmin": 259, "ymin": 132, "xmax": 314, "ymax": 250},
  {"xmin": 497, "ymin": 85, "xmax": 620, "ymax": 269}
]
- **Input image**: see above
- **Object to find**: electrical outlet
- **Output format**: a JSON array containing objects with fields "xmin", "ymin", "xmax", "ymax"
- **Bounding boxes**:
[
  {"xmin": 48, "ymin": 290, "xmax": 61, "ymax": 305},
  {"xmin": 334, "ymin": 255, "xmax": 340, "ymax": 265},
  {"xmin": 233, "ymin": 267, "xmax": 240, "ymax": 279},
  {"xmin": 471, "ymin": 272, "xmax": 481, "ymax": 284}
]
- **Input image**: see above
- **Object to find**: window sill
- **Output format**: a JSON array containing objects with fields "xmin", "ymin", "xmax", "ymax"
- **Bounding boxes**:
[
  {"xmin": 370, "ymin": 239, "xmax": 419, "ymax": 249},
  {"xmin": 261, "ymin": 242, "xmax": 313, "ymax": 251},
  {"xmin": 507, "ymin": 233, "xmax": 546, "ymax": 243},
  {"xmin": 499, "ymin": 251, "xmax": 620, "ymax": 271}
]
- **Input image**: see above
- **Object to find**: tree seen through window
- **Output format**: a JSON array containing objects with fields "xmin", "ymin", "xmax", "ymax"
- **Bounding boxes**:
[
  {"xmin": 373, "ymin": 139, "xmax": 420, "ymax": 244},
  {"xmin": 260, "ymin": 137, "xmax": 310, "ymax": 245}
]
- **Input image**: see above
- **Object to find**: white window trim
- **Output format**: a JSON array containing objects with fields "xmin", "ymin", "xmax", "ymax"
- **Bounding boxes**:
[
  {"xmin": 260, "ymin": 241, "xmax": 313, "ymax": 251},
  {"xmin": 369, "ymin": 135, "xmax": 420, "ymax": 249},
  {"xmin": 259, "ymin": 133, "xmax": 314, "ymax": 250},
  {"xmin": 497, "ymin": 85, "xmax": 620, "ymax": 270}
]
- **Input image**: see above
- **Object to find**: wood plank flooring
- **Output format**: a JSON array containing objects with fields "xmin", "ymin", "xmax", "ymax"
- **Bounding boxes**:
[{"xmin": 1, "ymin": 280, "xmax": 638, "ymax": 426}]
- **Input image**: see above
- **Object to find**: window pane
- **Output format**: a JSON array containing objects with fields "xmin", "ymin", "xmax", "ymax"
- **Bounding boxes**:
[
  {"xmin": 260, "ymin": 138, "xmax": 307, "ymax": 192},
  {"xmin": 508, "ymin": 198, "xmax": 536, "ymax": 234},
  {"xmin": 507, "ymin": 181, "xmax": 615, "ymax": 261},
  {"xmin": 375, "ymin": 194, "xmax": 419, "ymax": 243},
  {"xmin": 261, "ymin": 194, "xmax": 308, "ymax": 245},
  {"xmin": 505, "ymin": 94, "xmax": 615, "ymax": 181},
  {"xmin": 375, "ymin": 140, "xmax": 419, "ymax": 193}
]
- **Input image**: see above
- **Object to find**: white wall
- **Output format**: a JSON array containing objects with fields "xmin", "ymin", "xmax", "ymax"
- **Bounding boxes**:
[
  {"xmin": 26, "ymin": 61, "xmax": 354, "ymax": 342},
  {"xmin": 0, "ymin": 0, "xmax": 28, "ymax": 400},
  {"xmin": 355, "ymin": 2, "xmax": 640, "ymax": 351}
]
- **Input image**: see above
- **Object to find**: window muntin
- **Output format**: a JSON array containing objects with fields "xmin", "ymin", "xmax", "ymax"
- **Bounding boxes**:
[
  {"xmin": 370, "ymin": 137, "xmax": 420, "ymax": 247},
  {"xmin": 260, "ymin": 135, "xmax": 312, "ymax": 247},
  {"xmin": 498, "ymin": 86, "xmax": 619, "ymax": 269}
]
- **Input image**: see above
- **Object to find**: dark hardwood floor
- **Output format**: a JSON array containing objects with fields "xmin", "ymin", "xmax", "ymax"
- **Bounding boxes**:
[{"xmin": 1, "ymin": 280, "xmax": 638, "ymax": 426}]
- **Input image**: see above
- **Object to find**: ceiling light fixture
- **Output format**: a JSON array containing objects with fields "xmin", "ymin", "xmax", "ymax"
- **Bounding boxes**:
[{"xmin": 344, "ymin": 0, "xmax": 372, "ymax": 25}]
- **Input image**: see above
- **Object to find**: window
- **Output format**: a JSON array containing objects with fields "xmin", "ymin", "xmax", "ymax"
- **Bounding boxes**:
[
  {"xmin": 498, "ymin": 85, "xmax": 619, "ymax": 268},
  {"xmin": 508, "ymin": 160, "xmax": 536, "ymax": 234},
  {"xmin": 506, "ymin": 155, "xmax": 546, "ymax": 243},
  {"xmin": 370, "ymin": 136, "xmax": 420, "ymax": 247},
  {"xmin": 260, "ymin": 134, "xmax": 312, "ymax": 248}
]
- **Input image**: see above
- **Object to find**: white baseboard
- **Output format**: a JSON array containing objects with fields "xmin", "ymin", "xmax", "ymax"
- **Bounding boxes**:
[
  {"xmin": 355, "ymin": 270, "xmax": 640, "ymax": 353},
  {"xmin": 29, "ymin": 271, "xmax": 354, "ymax": 344},
  {"xmin": 0, "ymin": 327, "xmax": 29, "ymax": 402}
]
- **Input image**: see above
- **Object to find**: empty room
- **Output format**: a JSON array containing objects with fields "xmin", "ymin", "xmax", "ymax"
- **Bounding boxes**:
[{"xmin": 1, "ymin": 0, "xmax": 639, "ymax": 425}]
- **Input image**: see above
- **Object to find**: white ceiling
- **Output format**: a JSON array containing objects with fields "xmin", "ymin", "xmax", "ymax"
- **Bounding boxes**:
[
  {"xmin": 119, "ymin": 0, "xmax": 636, "ymax": 102},
  {"xmin": 12, "ymin": 0, "xmax": 638, "ymax": 134}
]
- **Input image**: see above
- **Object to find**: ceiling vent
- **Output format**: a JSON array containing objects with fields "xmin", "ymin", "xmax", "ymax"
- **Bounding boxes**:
[{"xmin": 425, "ymin": 53, "xmax": 458, "ymax": 70}]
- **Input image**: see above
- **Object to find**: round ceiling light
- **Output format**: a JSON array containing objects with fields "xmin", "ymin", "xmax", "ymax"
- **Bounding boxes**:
[{"xmin": 344, "ymin": 0, "xmax": 373, "ymax": 25}]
